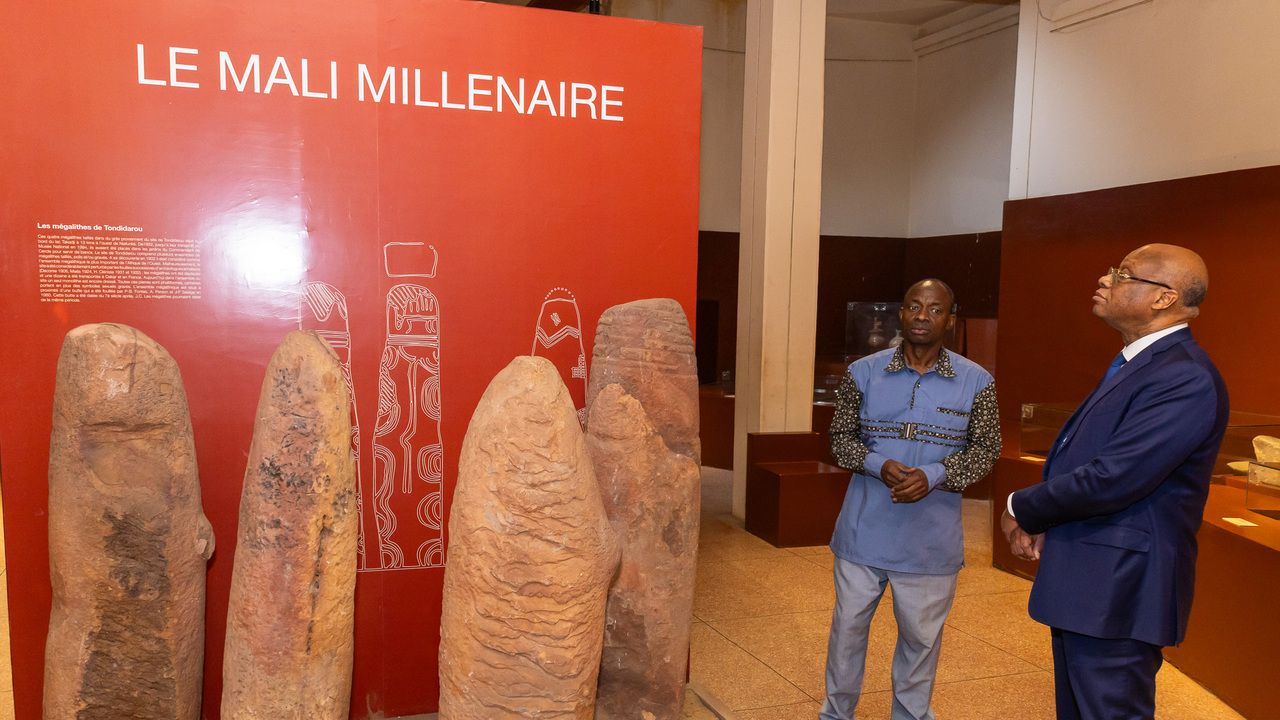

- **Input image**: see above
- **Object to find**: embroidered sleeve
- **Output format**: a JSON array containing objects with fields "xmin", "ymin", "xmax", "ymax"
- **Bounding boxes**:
[
  {"xmin": 937, "ymin": 380, "xmax": 1002, "ymax": 493},
  {"xmin": 829, "ymin": 371, "xmax": 871, "ymax": 474}
]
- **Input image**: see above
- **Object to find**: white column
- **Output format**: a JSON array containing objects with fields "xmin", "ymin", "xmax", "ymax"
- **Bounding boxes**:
[
  {"xmin": 1008, "ymin": 0, "xmax": 1043, "ymax": 200},
  {"xmin": 733, "ymin": 0, "xmax": 826, "ymax": 518}
]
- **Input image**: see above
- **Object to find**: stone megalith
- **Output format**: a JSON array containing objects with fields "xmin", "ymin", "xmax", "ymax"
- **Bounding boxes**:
[
  {"xmin": 222, "ymin": 330, "xmax": 358, "ymax": 720},
  {"xmin": 584, "ymin": 299, "xmax": 700, "ymax": 464},
  {"xmin": 439, "ymin": 356, "xmax": 619, "ymax": 720},
  {"xmin": 587, "ymin": 384, "xmax": 701, "ymax": 720},
  {"xmin": 45, "ymin": 323, "xmax": 215, "ymax": 720}
]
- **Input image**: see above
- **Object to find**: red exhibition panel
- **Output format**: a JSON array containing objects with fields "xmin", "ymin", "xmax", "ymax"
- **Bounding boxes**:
[{"xmin": 0, "ymin": 1, "xmax": 702, "ymax": 717}]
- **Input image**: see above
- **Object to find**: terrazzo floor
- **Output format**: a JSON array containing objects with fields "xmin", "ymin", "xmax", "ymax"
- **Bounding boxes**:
[
  {"xmin": 0, "ymin": 470, "xmax": 1251, "ymax": 720},
  {"xmin": 689, "ymin": 466, "xmax": 1248, "ymax": 720}
]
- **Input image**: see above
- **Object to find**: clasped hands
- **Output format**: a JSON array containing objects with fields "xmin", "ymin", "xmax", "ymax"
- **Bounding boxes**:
[
  {"xmin": 1000, "ymin": 507, "xmax": 1044, "ymax": 561},
  {"xmin": 879, "ymin": 459, "xmax": 930, "ymax": 503}
]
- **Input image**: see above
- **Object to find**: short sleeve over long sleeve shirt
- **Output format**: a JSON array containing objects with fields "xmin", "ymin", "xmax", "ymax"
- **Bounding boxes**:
[{"xmin": 828, "ymin": 346, "xmax": 1000, "ymax": 574}]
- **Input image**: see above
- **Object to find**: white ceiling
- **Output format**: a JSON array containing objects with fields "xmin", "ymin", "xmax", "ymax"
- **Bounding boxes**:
[{"xmin": 826, "ymin": 0, "xmax": 1016, "ymax": 26}]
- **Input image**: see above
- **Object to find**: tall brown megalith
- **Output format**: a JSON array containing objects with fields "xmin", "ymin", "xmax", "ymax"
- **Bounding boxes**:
[
  {"xmin": 585, "ymin": 298, "xmax": 700, "ymax": 464},
  {"xmin": 222, "ymin": 330, "xmax": 358, "ymax": 720},
  {"xmin": 439, "ymin": 356, "xmax": 619, "ymax": 720},
  {"xmin": 45, "ymin": 323, "xmax": 215, "ymax": 720},
  {"xmin": 587, "ymin": 384, "xmax": 700, "ymax": 720},
  {"xmin": 586, "ymin": 299, "xmax": 701, "ymax": 719}
]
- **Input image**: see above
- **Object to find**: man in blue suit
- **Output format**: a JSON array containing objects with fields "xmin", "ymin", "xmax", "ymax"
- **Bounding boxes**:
[{"xmin": 1001, "ymin": 244, "xmax": 1229, "ymax": 720}]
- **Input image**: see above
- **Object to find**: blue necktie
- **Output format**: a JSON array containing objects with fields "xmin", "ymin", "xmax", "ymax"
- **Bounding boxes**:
[{"xmin": 1102, "ymin": 351, "xmax": 1127, "ymax": 382}]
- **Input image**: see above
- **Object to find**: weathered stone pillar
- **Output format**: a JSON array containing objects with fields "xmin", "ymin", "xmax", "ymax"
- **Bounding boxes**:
[
  {"xmin": 45, "ymin": 323, "xmax": 215, "ymax": 720},
  {"xmin": 587, "ymin": 384, "xmax": 700, "ymax": 720},
  {"xmin": 585, "ymin": 298, "xmax": 700, "ymax": 464},
  {"xmin": 221, "ymin": 330, "xmax": 358, "ymax": 720},
  {"xmin": 439, "ymin": 356, "xmax": 619, "ymax": 720}
]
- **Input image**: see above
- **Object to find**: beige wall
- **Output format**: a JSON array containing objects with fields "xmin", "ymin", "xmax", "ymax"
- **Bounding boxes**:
[
  {"xmin": 820, "ymin": 18, "xmax": 915, "ymax": 237},
  {"xmin": 909, "ymin": 24, "xmax": 1018, "ymax": 236},
  {"xmin": 631, "ymin": 1, "xmax": 1018, "ymax": 237},
  {"xmin": 1011, "ymin": 0, "xmax": 1280, "ymax": 199}
]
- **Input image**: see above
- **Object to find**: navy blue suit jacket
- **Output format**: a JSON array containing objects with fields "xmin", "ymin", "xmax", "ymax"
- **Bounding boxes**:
[{"xmin": 1012, "ymin": 328, "xmax": 1229, "ymax": 647}]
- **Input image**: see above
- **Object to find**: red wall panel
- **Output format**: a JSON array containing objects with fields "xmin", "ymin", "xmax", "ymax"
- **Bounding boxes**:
[
  {"xmin": 0, "ymin": 2, "xmax": 702, "ymax": 718},
  {"xmin": 997, "ymin": 164, "xmax": 1280, "ymax": 425}
]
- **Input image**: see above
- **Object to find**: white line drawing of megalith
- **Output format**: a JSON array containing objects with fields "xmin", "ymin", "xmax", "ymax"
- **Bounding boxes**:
[
  {"xmin": 300, "ymin": 282, "xmax": 368, "ymax": 571},
  {"xmin": 371, "ymin": 243, "xmax": 444, "ymax": 570},
  {"xmin": 532, "ymin": 287, "xmax": 588, "ymax": 425}
]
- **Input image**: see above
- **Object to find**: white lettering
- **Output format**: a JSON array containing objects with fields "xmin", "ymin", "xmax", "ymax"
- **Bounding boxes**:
[
  {"xmin": 441, "ymin": 71, "xmax": 465, "ymax": 109},
  {"xmin": 220, "ymin": 52, "xmax": 260, "ymax": 92},
  {"xmin": 300, "ymin": 59, "xmax": 328, "ymax": 98},
  {"xmin": 359, "ymin": 64, "xmax": 395, "ymax": 102},
  {"xmin": 570, "ymin": 83, "xmax": 596, "ymax": 119},
  {"xmin": 497, "ymin": 76, "xmax": 523, "ymax": 113},
  {"xmin": 264, "ymin": 57, "xmax": 299, "ymax": 96},
  {"xmin": 601, "ymin": 85, "xmax": 624, "ymax": 122},
  {"xmin": 468, "ymin": 74, "xmax": 493, "ymax": 111},
  {"xmin": 414, "ymin": 69, "xmax": 439, "ymax": 107},
  {"xmin": 558, "ymin": 81, "xmax": 566, "ymax": 117},
  {"xmin": 529, "ymin": 79, "xmax": 557, "ymax": 116},
  {"xmin": 169, "ymin": 47, "xmax": 199, "ymax": 89},
  {"xmin": 137, "ymin": 44, "xmax": 166, "ymax": 86}
]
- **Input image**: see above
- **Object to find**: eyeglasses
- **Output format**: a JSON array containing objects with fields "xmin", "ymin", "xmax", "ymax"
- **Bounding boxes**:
[{"xmin": 1108, "ymin": 267, "xmax": 1172, "ymax": 290}]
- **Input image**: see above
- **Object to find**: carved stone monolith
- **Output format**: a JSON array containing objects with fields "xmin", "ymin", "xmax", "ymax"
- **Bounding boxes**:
[
  {"xmin": 588, "ymin": 384, "xmax": 700, "ymax": 720},
  {"xmin": 585, "ymin": 298, "xmax": 700, "ymax": 464},
  {"xmin": 222, "ymin": 330, "xmax": 358, "ymax": 720},
  {"xmin": 439, "ymin": 356, "xmax": 619, "ymax": 720},
  {"xmin": 45, "ymin": 323, "xmax": 215, "ymax": 720}
]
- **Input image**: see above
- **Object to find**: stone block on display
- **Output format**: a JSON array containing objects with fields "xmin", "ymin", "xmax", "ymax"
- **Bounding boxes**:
[
  {"xmin": 221, "ymin": 330, "xmax": 358, "ymax": 720},
  {"xmin": 45, "ymin": 323, "xmax": 215, "ymax": 720},
  {"xmin": 585, "ymin": 299, "xmax": 700, "ymax": 464},
  {"xmin": 587, "ymin": 383, "xmax": 700, "ymax": 720},
  {"xmin": 439, "ymin": 356, "xmax": 619, "ymax": 720}
]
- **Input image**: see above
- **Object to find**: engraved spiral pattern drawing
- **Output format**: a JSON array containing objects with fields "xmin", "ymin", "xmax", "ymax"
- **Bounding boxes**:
[{"xmin": 372, "ymin": 283, "xmax": 445, "ymax": 570}]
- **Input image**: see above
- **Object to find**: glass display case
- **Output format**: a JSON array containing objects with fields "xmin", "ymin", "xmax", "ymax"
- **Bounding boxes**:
[
  {"xmin": 1019, "ymin": 403, "xmax": 1280, "ymax": 477},
  {"xmin": 1018, "ymin": 402, "xmax": 1077, "ymax": 457},
  {"xmin": 1219, "ymin": 412, "xmax": 1280, "ymax": 477},
  {"xmin": 1246, "ymin": 462, "xmax": 1280, "ymax": 519},
  {"xmin": 845, "ymin": 302, "xmax": 904, "ymax": 357}
]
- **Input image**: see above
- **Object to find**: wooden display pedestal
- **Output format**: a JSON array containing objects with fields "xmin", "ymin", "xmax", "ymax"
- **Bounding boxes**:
[
  {"xmin": 744, "ymin": 432, "xmax": 848, "ymax": 548},
  {"xmin": 746, "ymin": 460, "xmax": 850, "ymax": 547}
]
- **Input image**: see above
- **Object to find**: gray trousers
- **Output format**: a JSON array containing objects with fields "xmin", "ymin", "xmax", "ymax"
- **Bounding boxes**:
[{"xmin": 820, "ymin": 557, "xmax": 959, "ymax": 720}]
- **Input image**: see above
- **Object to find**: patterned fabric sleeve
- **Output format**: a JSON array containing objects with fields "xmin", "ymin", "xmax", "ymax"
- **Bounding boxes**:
[
  {"xmin": 937, "ymin": 380, "xmax": 1002, "ymax": 493},
  {"xmin": 829, "ymin": 371, "xmax": 871, "ymax": 474}
]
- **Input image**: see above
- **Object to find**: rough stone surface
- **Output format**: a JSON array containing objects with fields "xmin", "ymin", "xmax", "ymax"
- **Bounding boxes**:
[
  {"xmin": 588, "ymin": 384, "xmax": 701, "ymax": 720},
  {"xmin": 45, "ymin": 323, "xmax": 215, "ymax": 720},
  {"xmin": 222, "ymin": 330, "xmax": 358, "ymax": 720},
  {"xmin": 585, "ymin": 299, "xmax": 700, "ymax": 464},
  {"xmin": 439, "ymin": 356, "xmax": 619, "ymax": 720},
  {"xmin": 1254, "ymin": 435, "xmax": 1280, "ymax": 463}
]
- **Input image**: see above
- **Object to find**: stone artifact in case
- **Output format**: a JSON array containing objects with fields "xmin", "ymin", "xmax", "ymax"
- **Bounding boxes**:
[
  {"xmin": 1019, "ymin": 403, "xmax": 1280, "ymax": 476},
  {"xmin": 1246, "ymin": 462, "xmax": 1280, "ymax": 520}
]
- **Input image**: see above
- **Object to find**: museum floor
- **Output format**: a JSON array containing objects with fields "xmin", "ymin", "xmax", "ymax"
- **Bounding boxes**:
[
  {"xmin": 0, "ymin": 472, "xmax": 1251, "ymax": 720},
  {"xmin": 689, "ymin": 467, "xmax": 1247, "ymax": 720}
]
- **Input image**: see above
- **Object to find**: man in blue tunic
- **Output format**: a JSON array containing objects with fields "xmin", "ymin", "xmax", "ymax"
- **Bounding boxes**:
[{"xmin": 820, "ymin": 279, "xmax": 1001, "ymax": 720}]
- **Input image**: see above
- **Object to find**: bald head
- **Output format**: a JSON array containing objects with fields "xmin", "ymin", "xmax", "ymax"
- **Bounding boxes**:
[
  {"xmin": 904, "ymin": 279, "xmax": 955, "ymax": 311},
  {"xmin": 1131, "ymin": 244, "xmax": 1209, "ymax": 311}
]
